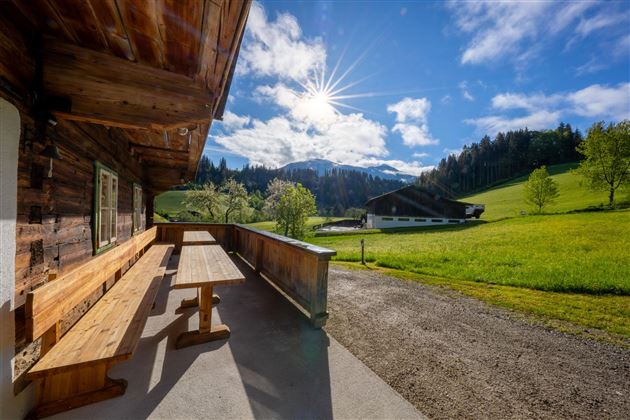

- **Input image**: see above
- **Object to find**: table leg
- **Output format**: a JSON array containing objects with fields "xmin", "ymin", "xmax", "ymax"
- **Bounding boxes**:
[
  {"xmin": 175, "ymin": 285, "xmax": 230, "ymax": 349},
  {"xmin": 179, "ymin": 288, "xmax": 220, "ymax": 309}
]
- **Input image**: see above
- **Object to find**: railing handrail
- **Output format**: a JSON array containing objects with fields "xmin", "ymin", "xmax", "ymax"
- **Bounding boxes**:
[
  {"xmin": 154, "ymin": 222, "xmax": 336, "ymax": 258},
  {"xmin": 234, "ymin": 224, "xmax": 337, "ymax": 259}
]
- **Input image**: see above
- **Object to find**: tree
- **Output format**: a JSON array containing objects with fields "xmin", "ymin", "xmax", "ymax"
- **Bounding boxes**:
[
  {"xmin": 576, "ymin": 120, "xmax": 630, "ymax": 207},
  {"xmin": 183, "ymin": 183, "xmax": 220, "ymax": 221},
  {"xmin": 524, "ymin": 166, "xmax": 559, "ymax": 213},
  {"xmin": 220, "ymin": 179, "xmax": 248, "ymax": 223},
  {"xmin": 274, "ymin": 183, "xmax": 317, "ymax": 239},
  {"xmin": 263, "ymin": 178, "xmax": 293, "ymax": 219}
]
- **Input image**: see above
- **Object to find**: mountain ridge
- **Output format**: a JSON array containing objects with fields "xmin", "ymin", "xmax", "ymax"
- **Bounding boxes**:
[{"xmin": 281, "ymin": 159, "xmax": 416, "ymax": 182}]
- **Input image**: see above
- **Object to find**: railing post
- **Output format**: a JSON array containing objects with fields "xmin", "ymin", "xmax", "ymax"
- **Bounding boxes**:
[
  {"xmin": 254, "ymin": 236, "xmax": 264, "ymax": 273},
  {"xmin": 310, "ymin": 257, "xmax": 330, "ymax": 328}
]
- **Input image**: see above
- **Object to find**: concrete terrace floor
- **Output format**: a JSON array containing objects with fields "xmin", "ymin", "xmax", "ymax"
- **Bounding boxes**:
[{"xmin": 52, "ymin": 253, "xmax": 422, "ymax": 419}]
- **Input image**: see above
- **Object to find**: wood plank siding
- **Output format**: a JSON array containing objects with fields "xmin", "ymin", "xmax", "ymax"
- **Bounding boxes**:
[{"xmin": 0, "ymin": 0, "xmax": 251, "ymax": 383}]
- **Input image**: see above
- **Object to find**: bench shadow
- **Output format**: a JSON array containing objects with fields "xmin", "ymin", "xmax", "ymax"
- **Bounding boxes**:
[{"xmin": 215, "ymin": 255, "xmax": 333, "ymax": 419}]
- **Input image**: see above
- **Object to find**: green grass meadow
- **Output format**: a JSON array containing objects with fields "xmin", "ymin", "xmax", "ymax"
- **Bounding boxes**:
[{"xmin": 310, "ymin": 211, "xmax": 630, "ymax": 295}]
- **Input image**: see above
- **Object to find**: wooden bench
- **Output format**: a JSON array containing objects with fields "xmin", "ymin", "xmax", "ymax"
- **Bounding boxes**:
[{"xmin": 24, "ymin": 227, "xmax": 174, "ymax": 418}]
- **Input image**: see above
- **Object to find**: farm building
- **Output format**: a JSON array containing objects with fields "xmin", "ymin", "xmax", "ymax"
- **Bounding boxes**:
[{"xmin": 365, "ymin": 185, "xmax": 485, "ymax": 229}]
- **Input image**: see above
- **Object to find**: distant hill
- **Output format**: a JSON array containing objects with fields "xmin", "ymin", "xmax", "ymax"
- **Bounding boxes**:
[
  {"xmin": 281, "ymin": 159, "xmax": 416, "ymax": 183},
  {"xmin": 460, "ymin": 162, "xmax": 618, "ymax": 220}
]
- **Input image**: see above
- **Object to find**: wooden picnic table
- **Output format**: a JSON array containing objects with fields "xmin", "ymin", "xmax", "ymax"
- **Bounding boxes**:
[
  {"xmin": 174, "ymin": 245, "xmax": 245, "ymax": 348},
  {"xmin": 182, "ymin": 230, "xmax": 216, "ymax": 246}
]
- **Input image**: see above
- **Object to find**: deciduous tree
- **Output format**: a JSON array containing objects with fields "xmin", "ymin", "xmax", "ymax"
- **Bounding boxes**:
[
  {"xmin": 524, "ymin": 166, "xmax": 559, "ymax": 213},
  {"xmin": 220, "ymin": 179, "xmax": 248, "ymax": 223},
  {"xmin": 183, "ymin": 182, "xmax": 220, "ymax": 221},
  {"xmin": 576, "ymin": 120, "xmax": 630, "ymax": 207},
  {"xmin": 274, "ymin": 183, "xmax": 317, "ymax": 239}
]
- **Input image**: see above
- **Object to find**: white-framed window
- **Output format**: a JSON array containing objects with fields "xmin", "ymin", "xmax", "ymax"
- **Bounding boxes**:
[
  {"xmin": 94, "ymin": 162, "xmax": 118, "ymax": 253},
  {"xmin": 133, "ymin": 183, "xmax": 142, "ymax": 233}
]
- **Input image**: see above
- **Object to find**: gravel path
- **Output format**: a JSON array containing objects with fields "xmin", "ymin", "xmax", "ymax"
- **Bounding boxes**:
[{"xmin": 324, "ymin": 266, "xmax": 630, "ymax": 419}]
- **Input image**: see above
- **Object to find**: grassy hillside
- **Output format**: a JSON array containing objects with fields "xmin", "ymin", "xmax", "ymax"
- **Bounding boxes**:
[
  {"xmin": 155, "ymin": 190, "xmax": 186, "ymax": 217},
  {"xmin": 460, "ymin": 163, "xmax": 618, "ymax": 220}
]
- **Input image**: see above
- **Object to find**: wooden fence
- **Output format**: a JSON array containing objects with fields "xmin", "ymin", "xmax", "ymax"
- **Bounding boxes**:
[{"xmin": 155, "ymin": 223, "xmax": 336, "ymax": 327}]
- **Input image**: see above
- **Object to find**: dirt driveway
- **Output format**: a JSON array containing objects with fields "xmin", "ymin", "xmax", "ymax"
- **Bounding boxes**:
[{"xmin": 324, "ymin": 266, "xmax": 630, "ymax": 419}]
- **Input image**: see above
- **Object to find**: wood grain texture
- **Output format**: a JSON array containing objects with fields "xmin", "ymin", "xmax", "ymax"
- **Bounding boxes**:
[
  {"xmin": 27, "ymin": 243, "xmax": 173, "ymax": 378},
  {"xmin": 174, "ymin": 245, "xmax": 245, "ymax": 289},
  {"xmin": 25, "ymin": 227, "xmax": 158, "ymax": 341},
  {"xmin": 182, "ymin": 230, "xmax": 216, "ymax": 245}
]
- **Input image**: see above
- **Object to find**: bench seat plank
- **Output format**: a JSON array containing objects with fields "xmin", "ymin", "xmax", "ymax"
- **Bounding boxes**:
[{"xmin": 28, "ymin": 244, "xmax": 173, "ymax": 379}]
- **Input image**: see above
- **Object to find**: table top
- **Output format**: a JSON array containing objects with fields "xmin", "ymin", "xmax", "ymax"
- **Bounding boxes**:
[
  {"xmin": 182, "ymin": 230, "xmax": 216, "ymax": 245},
  {"xmin": 174, "ymin": 245, "xmax": 245, "ymax": 289}
]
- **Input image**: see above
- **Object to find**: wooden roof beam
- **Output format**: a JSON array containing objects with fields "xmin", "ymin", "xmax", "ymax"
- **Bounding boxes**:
[{"xmin": 42, "ymin": 39, "xmax": 215, "ymax": 130}]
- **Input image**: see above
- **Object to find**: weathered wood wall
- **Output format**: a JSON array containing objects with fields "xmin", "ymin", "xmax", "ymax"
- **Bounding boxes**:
[{"xmin": 15, "ymin": 119, "xmax": 148, "ymax": 308}]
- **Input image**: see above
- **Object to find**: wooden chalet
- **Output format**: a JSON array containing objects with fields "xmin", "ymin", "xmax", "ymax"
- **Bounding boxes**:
[{"xmin": 0, "ymin": 2, "xmax": 335, "ymax": 418}]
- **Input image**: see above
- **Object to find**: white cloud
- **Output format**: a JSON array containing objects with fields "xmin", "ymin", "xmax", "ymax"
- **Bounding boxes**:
[
  {"xmin": 575, "ymin": 11, "xmax": 628, "ymax": 38},
  {"xmin": 387, "ymin": 97, "xmax": 439, "ymax": 146},
  {"xmin": 491, "ymin": 92, "xmax": 563, "ymax": 112},
  {"xmin": 441, "ymin": 94, "xmax": 452, "ymax": 105},
  {"xmin": 459, "ymin": 81, "xmax": 474, "ymax": 101},
  {"xmin": 219, "ymin": 111, "xmax": 251, "ymax": 131},
  {"xmin": 465, "ymin": 111, "xmax": 562, "ymax": 135},
  {"xmin": 568, "ymin": 83, "xmax": 630, "ymax": 121},
  {"xmin": 447, "ymin": 0, "xmax": 625, "ymax": 66},
  {"xmin": 213, "ymin": 113, "xmax": 389, "ymax": 169},
  {"xmin": 237, "ymin": 2, "xmax": 326, "ymax": 81},
  {"xmin": 465, "ymin": 83, "xmax": 630, "ymax": 135},
  {"xmin": 412, "ymin": 152, "xmax": 430, "ymax": 159}
]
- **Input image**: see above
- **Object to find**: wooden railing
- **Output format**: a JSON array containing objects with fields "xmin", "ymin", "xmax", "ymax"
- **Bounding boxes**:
[{"xmin": 155, "ymin": 223, "xmax": 336, "ymax": 327}]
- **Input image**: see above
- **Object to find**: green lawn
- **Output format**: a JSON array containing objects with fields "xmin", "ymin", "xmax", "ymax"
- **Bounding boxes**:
[
  {"xmin": 155, "ymin": 190, "xmax": 187, "ymax": 217},
  {"xmin": 310, "ymin": 211, "xmax": 630, "ymax": 295},
  {"xmin": 460, "ymin": 162, "xmax": 621, "ymax": 220}
]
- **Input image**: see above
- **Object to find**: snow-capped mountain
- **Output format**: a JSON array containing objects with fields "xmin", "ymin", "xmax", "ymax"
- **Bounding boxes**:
[{"xmin": 280, "ymin": 159, "xmax": 416, "ymax": 182}]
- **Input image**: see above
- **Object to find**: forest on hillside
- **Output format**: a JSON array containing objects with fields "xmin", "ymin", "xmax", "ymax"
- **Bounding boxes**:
[
  {"xmin": 194, "ymin": 157, "xmax": 405, "ymax": 215},
  {"xmin": 191, "ymin": 123, "xmax": 584, "ymax": 215},
  {"xmin": 418, "ymin": 123, "xmax": 583, "ymax": 196}
]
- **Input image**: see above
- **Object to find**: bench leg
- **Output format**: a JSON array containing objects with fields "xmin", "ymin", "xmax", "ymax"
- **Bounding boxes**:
[
  {"xmin": 28, "ymin": 363, "xmax": 126, "ymax": 419},
  {"xmin": 175, "ymin": 285, "xmax": 230, "ymax": 349}
]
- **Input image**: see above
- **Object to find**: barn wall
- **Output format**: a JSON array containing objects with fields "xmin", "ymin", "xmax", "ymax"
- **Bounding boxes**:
[{"xmin": 366, "ymin": 187, "xmax": 467, "ymax": 219}]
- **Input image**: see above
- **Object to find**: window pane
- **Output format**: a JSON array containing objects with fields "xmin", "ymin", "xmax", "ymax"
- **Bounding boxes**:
[
  {"xmin": 111, "ymin": 208, "xmax": 116, "ymax": 240},
  {"xmin": 100, "ymin": 172, "xmax": 109, "ymax": 210},
  {"xmin": 111, "ymin": 177, "xmax": 117, "ymax": 239},
  {"xmin": 100, "ymin": 208, "xmax": 109, "ymax": 245}
]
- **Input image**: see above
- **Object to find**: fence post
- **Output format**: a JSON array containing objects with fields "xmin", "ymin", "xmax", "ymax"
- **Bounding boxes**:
[{"xmin": 360, "ymin": 239, "xmax": 365, "ymax": 265}]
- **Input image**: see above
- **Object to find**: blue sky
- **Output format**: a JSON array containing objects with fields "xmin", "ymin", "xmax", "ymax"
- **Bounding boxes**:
[{"xmin": 206, "ymin": 0, "xmax": 630, "ymax": 174}]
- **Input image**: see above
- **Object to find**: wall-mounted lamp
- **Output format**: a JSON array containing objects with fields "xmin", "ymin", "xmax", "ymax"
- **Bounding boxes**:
[{"xmin": 40, "ymin": 141, "xmax": 62, "ymax": 178}]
